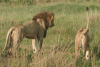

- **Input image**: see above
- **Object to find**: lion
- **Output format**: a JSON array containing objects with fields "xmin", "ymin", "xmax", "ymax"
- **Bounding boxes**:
[
  {"xmin": 75, "ymin": 7, "xmax": 90, "ymax": 61},
  {"xmin": 2, "ymin": 11, "xmax": 54, "ymax": 57}
]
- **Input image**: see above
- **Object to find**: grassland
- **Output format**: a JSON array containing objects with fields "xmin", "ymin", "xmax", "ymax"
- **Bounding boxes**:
[{"xmin": 0, "ymin": 1, "xmax": 100, "ymax": 67}]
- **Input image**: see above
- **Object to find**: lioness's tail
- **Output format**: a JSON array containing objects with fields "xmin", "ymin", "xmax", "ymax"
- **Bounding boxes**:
[
  {"xmin": 86, "ymin": 7, "xmax": 89, "ymax": 29},
  {"xmin": 2, "ymin": 27, "xmax": 15, "ymax": 52},
  {"xmin": 82, "ymin": 7, "xmax": 89, "ymax": 35}
]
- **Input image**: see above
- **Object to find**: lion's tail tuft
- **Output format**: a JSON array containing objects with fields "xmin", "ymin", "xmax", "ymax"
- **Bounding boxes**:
[{"xmin": 2, "ymin": 27, "xmax": 15, "ymax": 52}]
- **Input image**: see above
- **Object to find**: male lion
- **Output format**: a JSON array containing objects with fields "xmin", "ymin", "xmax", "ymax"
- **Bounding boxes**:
[
  {"xmin": 75, "ymin": 7, "xmax": 90, "ymax": 61},
  {"xmin": 2, "ymin": 11, "xmax": 54, "ymax": 56}
]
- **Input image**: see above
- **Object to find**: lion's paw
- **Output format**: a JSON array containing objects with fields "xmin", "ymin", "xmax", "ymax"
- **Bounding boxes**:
[{"xmin": 33, "ymin": 49, "xmax": 37, "ymax": 53}]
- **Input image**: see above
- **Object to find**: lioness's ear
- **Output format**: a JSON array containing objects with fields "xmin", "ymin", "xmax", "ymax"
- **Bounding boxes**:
[{"xmin": 37, "ymin": 19, "xmax": 46, "ymax": 30}]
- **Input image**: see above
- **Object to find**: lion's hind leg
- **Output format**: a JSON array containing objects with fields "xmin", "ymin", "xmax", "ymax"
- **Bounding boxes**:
[
  {"xmin": 7, "ymin": 35, "xmax": 14, "ymax": 57},
  {"xmin": 11, "ymin": 32, "xmax": 22, "ymax": 57},
  {"xmin": 12, "ymin": 39, "xmax": 22, "ymax": 57}
]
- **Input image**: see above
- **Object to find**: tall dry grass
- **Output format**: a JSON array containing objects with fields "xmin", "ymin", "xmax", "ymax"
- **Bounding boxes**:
[{"xmin": 0, "ymin": 2, "xmax": 100, "ymax": 67}]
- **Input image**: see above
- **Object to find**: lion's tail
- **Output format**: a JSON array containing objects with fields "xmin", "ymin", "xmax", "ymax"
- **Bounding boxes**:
[{"xmin": 2, "ymin": 27, "xmax": 15, "ymax": 52}]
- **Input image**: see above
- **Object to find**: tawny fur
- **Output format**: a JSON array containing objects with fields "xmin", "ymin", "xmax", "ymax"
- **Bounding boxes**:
[
  {"xmin": 2, "ymin": 11, "xmax": 54, "ymax": 57},
  {"xmin": 75, "ymin": 7, "xmax": 90, "ymax": 61}
]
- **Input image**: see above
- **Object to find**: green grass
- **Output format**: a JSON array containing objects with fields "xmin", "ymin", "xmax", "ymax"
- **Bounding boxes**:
[{"xmin": 0, "ymin": 2, "xmax": 100, "ymax": 67}]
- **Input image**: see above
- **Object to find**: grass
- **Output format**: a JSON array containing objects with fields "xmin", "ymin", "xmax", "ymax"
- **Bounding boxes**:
[{"xmin": 0, "ymin": 1, "xmax": 100, "ymax": 67}]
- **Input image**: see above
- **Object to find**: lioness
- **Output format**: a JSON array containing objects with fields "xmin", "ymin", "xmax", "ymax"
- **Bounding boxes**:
[
  {"xmin": 75, "ymin": 7, "xmax": 90, "ymax": 61},
  {"xmin": 2, "ymin": 11, "xmax": 54, "ymax": 56}
]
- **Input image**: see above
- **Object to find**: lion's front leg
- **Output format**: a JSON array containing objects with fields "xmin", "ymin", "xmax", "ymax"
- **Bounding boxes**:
[
  {"xmin": 38, "ymin": 37, "xmax": 43, "ymax": 52},
  {"xmin": 32, "ymin": 39, "xmax": 37, "ymax": 53}
]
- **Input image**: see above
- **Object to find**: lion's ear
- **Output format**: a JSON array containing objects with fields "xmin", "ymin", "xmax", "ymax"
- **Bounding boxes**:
[
  {"xmin": 37, "ymin": 19, "xmax": 46, "ymax": 30},
  {"xmin": 49, "ymin": 12, "xmax": 54, "ymax": 19}
]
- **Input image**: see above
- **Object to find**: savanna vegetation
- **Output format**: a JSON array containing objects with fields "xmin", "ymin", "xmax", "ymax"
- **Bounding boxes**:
[{"xmin": 0, "ymin": 0, "xmax": 100, "ymax": 67}]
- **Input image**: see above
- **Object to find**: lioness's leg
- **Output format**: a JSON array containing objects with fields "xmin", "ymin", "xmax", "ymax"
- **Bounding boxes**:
[
  {"xmin": 32, "ymin": 39, "xmax": 37, "ymax": 53},
  {"xmin": 85, "ymin": 44, "xmax": 89, "ymax": 60},
  {"xmin": 75, "ymin": 39, "xmax": 81, "ymax": 61},
  {"xmin": 82, "ymin": 43, "xmax": 87, "ymax": 60},
  {"xmin": 75, "ymin": 46, "xmax": 80, "ymax": 61}
]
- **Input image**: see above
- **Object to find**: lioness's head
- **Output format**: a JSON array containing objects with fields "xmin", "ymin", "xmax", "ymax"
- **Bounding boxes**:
[{"xmin": 33, "ymin": 11, "xmax": 54, "ymax": 29}]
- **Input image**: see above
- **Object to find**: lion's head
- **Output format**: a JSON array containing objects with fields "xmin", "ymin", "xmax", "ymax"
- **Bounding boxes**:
[{"xmin": 33, "ymin": 11, "xmax": 54, "ymax": 30}]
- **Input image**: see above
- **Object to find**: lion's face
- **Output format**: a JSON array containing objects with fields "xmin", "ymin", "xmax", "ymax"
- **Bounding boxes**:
[
  {"xmin": 49, "ymin": 17, "xmax": 54, "ymax": 27},
  {"xmin": 48, "ymin": 13, "xmax": 54, "ymax": 27}
]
